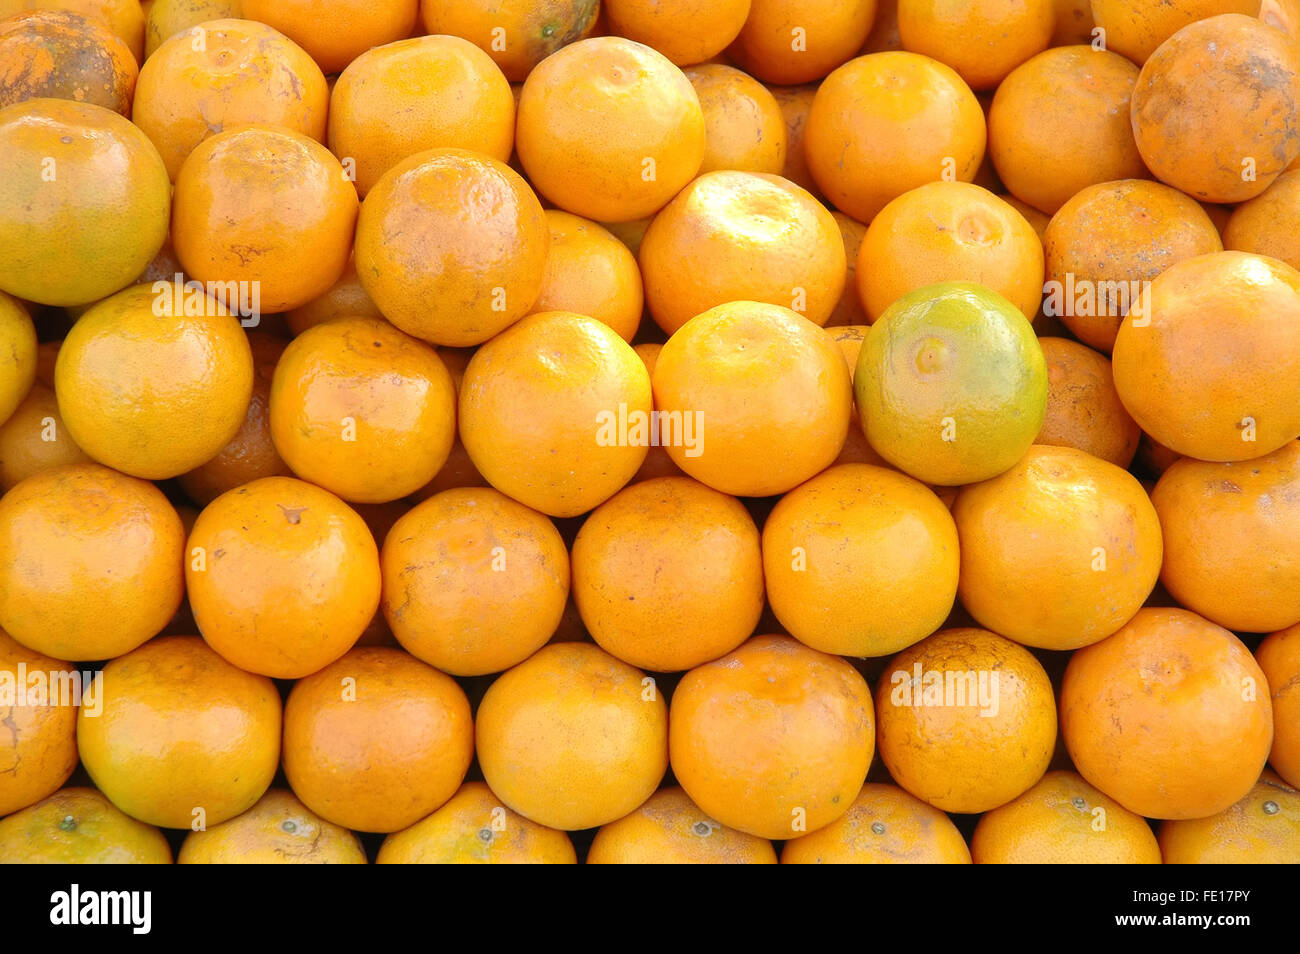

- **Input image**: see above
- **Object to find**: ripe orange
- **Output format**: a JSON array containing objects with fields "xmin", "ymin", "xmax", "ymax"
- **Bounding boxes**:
[
  {"xmin": 0, "ymin": 628, "xmax": 78, "ymax": 816},
  {"xmin": 240, "ymin": 0, "xmax": 417, "ymax": 74},
  {"xmin": 728, "ymin": 0, "xmax": 877, "ymax": 85},
  {"xmin": 284, "ymin": 256, "xmax": 383, "ymax": 336},
  {"xmin": 826, "ymin": 213, "xmax": 870, "ymax": 327},
  {"xmin": 0, "ymin": 292, "xmax": 36, "ymax": 425},
  {"xmin": 628, "ymin": 343, "xmax": 685, "ymax": 483},
  {"xmin": 418, "ymin": 0, "xmax": 600, "ymax": 82},
  {"xmin": 0, "ymin": 10, "xmax": 137, "ymax": 116},
  {"xmin": 1258, "ymin": 624, "xmax": 1300, "ymax": 788},
  {"xmin": 605, "ymin": 0, "xmax": 751, "ymax": 66},
  {"xmin": 1223, "ymin": 169, "xmax": 1300, "ymax": 271},
  {"xmin": 1158, "ymin": 770, "xmax": 1300, "ymax": 863},
  {"xmin": 532, "ymin": 210, "xmax": 644, "ymax": 343},
  {"xmin": 0, "ymin": 787, "xmax": 172, "ymax": 863},
  {"xmin": 143, "ymin": 0, "xmax": 240, "ymax": 58},
  {"xmin": 0, "ymin": 383, "xmax": 91, "ymax": 491},
  {"xmin": 781, "ymin": 783, "xmax": 972, "ymax": 863},
  {"xmin": 825, "ymin": 325, "xmax": 894, "ymax": 469},
  {"xmin": 0, "ymin": 0, "xmax": 146, "ymax": 63},
  {"xmin": 898, "ymin": 0, "xmax": 1053, "ymax": 90},
  {"xmin": 767, "ymin": 82, "xmax": 820, "ymax": 196},
  {"xmin": 1037, "ymin": 337, "xmax": 1140, "ymax": 468},
  {"xmin": 685, "ymin": 64, "xmax": 787, "ymax": 176},
  {"xmin": 588, "ymin": 787, "xmax": 779, "ymax": 864},
  {"xmin": 1090, "ymin": 0, "xmax": 1260, "ymax": 65},
  {"xmin": 178, "ymin": 789, "xmax": 367, "ymax": 864}
]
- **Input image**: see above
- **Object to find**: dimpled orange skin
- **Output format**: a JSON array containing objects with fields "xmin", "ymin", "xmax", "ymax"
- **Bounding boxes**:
[
  {"xmin": 875, "ymin": 628, "xmax": 1057, "ymax": 814},
  {"xmin": 0, "ymin": 464, "xmax": 183, "ymax": 661},
  {"xmin": 0, "ymin": 787, "xmax": 172, "ymax": 863},
  {"xmin": 1061, "ymin": 607, "xmax": 1273, "ymax": 820},
  {"xmin": 652, "ymin": 301, "xmax": 852, "ymax": 497},
  {"xmin": 240, "ymin": 0, "xmax": 416, "ymax": 74},
  {"xmin": 327, "ymin": 35, "xmax": 514, "ymax": 199},
  {"xmin": 0, "ymin": 10, "xmax": 138, "ymax": 116},
  {"xmin": 588, "ymin": 787, "xmax": 779, "ymax": 864},
  {"xmin": 805, "ymin": 52, "xmax": 986, "ymax": 225},
  {"xmin": 77, "ymin": 636, "xmax": 282, "ymax": 830},
  {"xmin": 1224, "ymin": 169, "xmax": 1300, "ymax": 271},
  {"xmin": 172, "ymin": 125, "xmax": 357, "ymax": 314},
  {"xmin": 283, "ymin": 647, "xmax": 473, "ymax": 834},
  {"xmin": 285, "ymin": 257, "xmax": 383, "ymax": 336},
  {"xmin": 684, "ymin": 64, "xmax": 787, "ymax": 176},
  {"xmin": 1112, "ymin": 252, "xmax": 1300, "ymax": 461},
  {"xmin": 186, "ymin": 476, "xmax": 381, "ymax": 680},
  {"xmin": 0, "ymin": 629, "xmax": 78, "ymax": 816},
  {"xmin": 476, "ymin": 642, "xmax": 669, "ymax": 831},
  {"xmin": 1131, "ymin": 14, "xmax": 1300, "ymax": 204},
  {"xmin": 898, "ymin": 0, "xmax": 1053, "ymax": 91},
  {"xmin": 763, "ymin": 464, "xmax": 959, "ymax": 658},
  {"xmin": 640, "ymin": 171, "xmax": 846, "ymax": 334},
  {"xmin": 1090, "ymin": 0, "xmax": 1260, "ymax": 66},
  {"xmin": 0, "ymin": 293, "xmax": 37, "ymax": 427},
  {"xmin": 1158, "ymin": 770, "xmax": 1300, "ymax": 863},
  {"xmin": 178, "ymin": 789, "xmax": 367, "ymax": 864},
  {"xmin": 532, "ymin": 210, "xmax": 644, "ymax": 343},
  {"xmin": 0, "ymin": 99, "xmax": 169, "ymax": 307},
  {"xmin": 1037, "ymin": 337, "xmax": 1140, "ymax": 468},
  {"xmin": 572, "ymin": 476, "xmax": 764, "ymax": 672},
  {"xmin": 419, "ymin": 0, "xmax": 600, "ymax": 82},
  {"xmin": 460, "ymin": 312, "xmax": 651, "ymax": 518},
  {"xmin": 54, "ymin": 284, "xmax": 254, "ymax": 480},
  {"xmin": 132, "ymin": 19, "xmax": 328, "ymax": 180},
  {"xmin": 781, "ymin": 783, "xmax": 972, "ymax": 864},
  {"xmin": 354, "ymin": 148, "xmax": 549, "ymax": 348},
  {"xmin": 727, "ymin": 0, "xmax": 877, "ymax": 85},
  {"xmin": 0, "ymin": 383, "xmax": 92, "ymax": 491},
  {"xmin": 604, "ymin": 0, "xmax": 750, "ymax": 66},
  {"xmin": 515, "ymin": 36, "xmax": 705, "ymax": 223},
  {"xmin": 1258, "ymin": 625, "xmax": 1300, "ymax": 788},
  {"xmin": 0, "ymin": 0, "xmax": 145, "ymax": 62},
  {"xmin": 1150, "ymin": 441, "xmax": 1300, "ymax": 634}
]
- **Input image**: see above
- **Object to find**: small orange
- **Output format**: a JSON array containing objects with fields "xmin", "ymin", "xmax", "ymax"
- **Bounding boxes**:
[
  {"xmin": 998, "ymin": 194, "xmax": 1049, "ymax": 242},
  {"xmin": 0, "ymin": 787, "xmax": 172, "ymax": 864},
  {"xmin": 178, "ymin": 789, "xmax": 368, "ymax": 864},
  {"xmin": 1223, "ymin": 169, "xmax": 1300, "ymax": 271},
  {"xmin": 143, "ymin": 0, "xmax": 241, "ymax": 58},
  {"xmin": 1258, "ymin": 624, "xmax": 1300, "ymax": 788},
  {"xmin": 767, "ymin": 82, "xmax": 820, "ymax": 196},
  {"xmin": 284, "ymin": 256, "xmax": 383, "ymax": 336},
  {"xmin": 0, "ymin": 383, "xmax": 91, "ymax": 492},
  {"xmin": 0, "ymin": 292, "xmax": 37, "ymax": 426},
  {"xmin": 240, "ymin": 0, "xmax": 416, "ymax": 74},
  {"xmin": 825, "ymin": 325, "xmax": 893, "ymax": 469},
  {"xmin": 0, "ymin": 10, "xmax": 137, "ymax": 116},
  {"xmin": 628, "ymin": 343, "xmax": 685, "ymax": 483},
  {"xmin": 898, "ymin": 0, "xmax": 1053, "ymax": 91},
  {"xmin": 532, "ymin": 210, "xmax": 643, "ymax": 343},
  {"xmin": 418, "ymin": 0, "xmax": 600, "ymax": 82},
  {"xmin": 781, "ymin": 783, "xmax": 972, "ymax": 864},
  {"xmin": 1037, "ymin": 337, "xmax": 1140, "ymax": 468},
  {"xmin": 588, "ymin": 787, "xmax": 779, "ymax": 864},
  {"xmin": 826, "ymin": 213, "xmax": 870, "ymax": 327},
  {"xmin": 1090, "ymin": 0, "xmax": 1260, "ymax": 65},
  {"xmin": 604, "ymin": 0, "xmax": 750, "ymax": 66},
  {"xmin": 1158, "ymin": 770, "xmax": 1300, "ymax": 863},
  {"xmin": 0, "ymin": 628, "xmax": 78, "ymax": 816},
  {"xmin": 0, "ymin": 0, "xmax": 146, "ymax": 63},
  {"xmin": 728, "ymin": 0, "xmax": 877, "ymax": 85},
  {"xmin": 685, "ymin": 64, "xmax": 786, "ymax": 176}
]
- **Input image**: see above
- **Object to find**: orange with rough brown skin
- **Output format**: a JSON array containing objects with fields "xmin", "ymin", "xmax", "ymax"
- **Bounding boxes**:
[
  {"xmin": 1158, "ymin": 770, "xmax": 1300, "ymax": 863},
  {"xmin": 1090, "ymin": 0, "xmax": 1260, "ymax": 65},
  {"xmin": 532, "ymin": 210, "xmax": 643, "ymax": 343},
  {"xmin": 240, "ymin": 0, "xmax": 416, "ymax": 74},
  {"xmin": 781, "ymin": 783, "xmax": 972, "ymax": 864},
  {"xmin": 178, "ymin": 789, "xmax": 367, "ymax": 864},
  {"xmin": 605, "ymin": 0, "xmax": 750, "ymax": 66},
  {"xmin": 0, "ymin": 10, "xmax": 137, "ymax": 115},
  {"xmin": 1223, "ymin": 169, "xmax": 1300, "ymax": 271},
  {"xmin": 588, "ymin": 787, "xmax": 778, "ymax": 864},
  {"xmin": 898, "ymin": 0, "xmax": 1053, "ymax": 91},
  {"xmin": 419, "ymin": 0, "xmax": 600, "ymax": 82},
  {"xmin": 0, "ymin": 0, "xmax": 145, "ymax": 62},
  {"xmin": 0, "ymin": 787, "xmax": 172, "ymax": 863},
  {"xmin": 728, "ymin": 0, "xmax": 877, "ymax": 85},
  {"xmin": 0, "ymin": 628, "xmax": 78, "ymax": 817},
  {"xmin": 1257, "ymin": 625, "xmax": 1300, "ymax": 787},
  {"xmin": 685, "ymin": 64, "xmax": 786, "ymax": 176},
  {"xmin": 0, "ymin": 383, "xmax": 91, "ymax": 491}
]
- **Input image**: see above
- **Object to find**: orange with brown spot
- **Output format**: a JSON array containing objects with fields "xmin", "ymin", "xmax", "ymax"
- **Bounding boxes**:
[{"xmin": 0, "ymin": 10, "xmax": 137, "ymax": 115}]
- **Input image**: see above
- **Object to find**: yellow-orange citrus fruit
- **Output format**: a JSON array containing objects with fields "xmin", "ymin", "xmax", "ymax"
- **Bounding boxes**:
[
  {"xmin": 0, "ymin": 292, "xmax": 36, "ymax": 425},
  {"xmin": 605, "ymin": 0, "xmax": 750, "ymax": 66},
  {"xmin": 240, "ymin": 0, "xmax": 417, "ymax": 74},
  {"xmin": 144, "ymin": 0, "xmax": 241, "ymax": 58},
  {"xmin": 532, "ymin": 210, "xmax": 644, "ymax": 343},
  {"xmin": 284, "ymin": 256, "xmax": 383, "ymax": 336},
  {"xmin": 588, "ymin": 787, "xmax": 779, "ymax": 864},
  {"xmin": 0, "ymin": 10, "xmax": 137, "ymax": 116},
  {"xmin": 684, "ymin": 63, "xmax": 786, "ymax": 175},
  {"xmin": 0, "ymin": 787, "xmax": 172, "ymax": 864},
  {"xmin": 898, "ymin": 0, "xmax": 1053, "ymax": 90},
  {"xmin": 1091, "ymin": 0, "xmax": 1261, "ymax": 66},
  {"xmin": 0, "ymin": 383, "xmax": 92, "ymax": 491},
  {"xmin": 1223, "ymin": 168, "xmax": 1300, "ymax": 271},
  {"xmin": 0, "ymin": 628, "xmax": 78, "ymax": 816},
  {"xmin": 1158, "ymin": 770, "xmax": 1300, "ymax": 863},
  {"xmin": 178, "ymin": 789, "xmax": 367, "ymax": 864},
  {"xmin": 728, "ymin": 0, "xmax": 878, "ymax": 85},
  {"xmin": 1257, "ymin": 624, "xmax": 1300, "ymax": 788},
  {"xmin": 0, "ymin": 0, "xmax": 145, "ymax": 63},
  {"xmin": 1037, "ymin": 337, "xmax": 1140, "ymax": 468},
  {"xmin": 418, "ymin": 0, "xmax": 600, "ymax": 82},
  {"xmin": 781, "ymin": 783, "xmax": 972, "ymax": 863}
]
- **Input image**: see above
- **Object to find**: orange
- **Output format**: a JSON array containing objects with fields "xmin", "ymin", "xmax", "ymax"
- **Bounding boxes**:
[
  {"xmin": 0, "ymin": 10, "xmax": 137, "ymax": 115},
  {"xmin": 1131, "ymin": 13, "xmax": 1300, "ymax": 203},
  {"xmin": 971, "ymin": 771, "xmax": 1162, "ymax": 864},
  {"xmin": 1053, "ymin": 0, "xmax": 1095, "ymax": 43},
  {"xmin": 998, "ymin": 194, "xmax": 1049, "ymax": 242},
  {"xmin": 1061, "ymin": 607, "xmax": 1273, "ymax": 819},
  {"xmin": 327, "ymin": 35, "xmax": 514, "ymax": 198},
  {"xmin": 641, "ymin": 172, "xmax": 845, "ymax": 333},
  {"xmin": 826, "ymin": 325, "xmax": 894, "ymax": 469},
  {"xmin": 1223, "ymin": 169, "xmax": 1300, "ymax": 271},
  {"xmin": 782, "ymin": 783, "xmax": 971, "ymax": 863},
  {"xmin": 515, "ymin": 36, "xmax": 705, "ymax": 222},
  {"xmin": 1111, "ymin": 251, "xmax": 1300, "ymax": 461},
  {"xmin": 133, "ymin": 19, "xmax": 328, "ymax": 180},
  {"xmin": 768, "ymin": 82, "xmax": 820, "ymax": 196},
  {"xmin": 627, "ymin": 343, "xmax": 685, "ymax": 483},
  {"xmin": 0, "ymin": 0, "xmax": 145, "ymax": 62},
  {"xmin": 805, "ymin": 51, "xmax": 986, "ymax": 224},
  {"xmin": 685, "ymin": 64, "xmax": 786, "ymax": 175},
  {"xmin": 1090, "ymin": 0, "xmax": 1260, "ymax": 65},
  {"xmin": 0, "ymin": 463, "xmax": 183, "ymax": 661},
  {"xmin": 898, "ymin": 0, "xmax": 1053, "ymax": 90},
  {"xmin": 572, "ymin": 476, "xmax": 763, "ymax": 671},
  {"xmin": 1043, "ymin": 179, "xmax": 1222, "ymax": 352},
  {"xmin": 857, "ymin": 181, "xmax": 1044, "ymax": 322},
  {"xmin": 178, "ymin": 789, "xmax": 367, "ymax": 864},
  {"xmin": 78, "ymin": 635, "xmax": 281, "ymax": 829},
  {"xmin": 186, "ymin": 476, "xmax": 381, "ymax": 679},
  {"xmin": 476, "ymin": 642, "xmax": 668, "ymax": 831},
  {"xmin": 605, "ymin": 0, "xmax": 750, "ymax": 66},
  {"xmin": 652, "ymin": 300, "xmax": 852, "ymax": 496},
  {"xmin": 354, "ymin": 148, "xmax": 548, "ymax": 347},
  {"xmin": 670, "ymin": 635, "xmax": 873, "ymax": 839},
  {"xmin": 1258, "ymin": 625, "xmax": 1300, "ymax": 787},
  {"xmin": 988, "ymin": 46, "xmax": 1145, "ymax": 215},
  {"xmin": 0, "ymin": 292, "xmax": 36, "ymax": 424},
  {"xmin": 588, "ymin": 787, "xmax": 779, "ymax": 864},
  {"xmin": 54, "ymin": 283, "xmax": 254, "ymax": 480},
  {"xmin": 418, "ymin": 0, "xmax": 600, "ymax": 82},
  {"xmin": 241, "ymin": 0, "xmax": 416, "ymax": 74},
  {"xmin": 728, "ymin": 0, "xmax": 877, "ymax": 85},
  {"xmin": 380, "ymin": 487, "xmax": 569, "ymax": 676},
  {"xmin": 284, "ymin": 256, "xmax": 383, "ymax": 336},
  {"xmin": 826, "ymin": 212, "xmax": 870, "ymax": 327},
  {"xmin": 0, "ymin": 628, "xmax": 78, "ymax": 816},
  {"xmin": 1158, "ymin": 770, "xmax": 1300, "ymax": 863},
  {"xmin": 1037, "ymin": 337, "xmax": 1140, "ymax": 467},
  {"xmin": 378, "ymin": 781, "xmax": 576, "ymax": 864},
  {"xmin": 762, "ymin": 463, "xmax": 959, "ymax": 657},
  {"xmin": 0, "ymin": 99, "xmax": 168, "ymax": 306},
  {"xmin": 144, "ymin": 0, "xmax": 240, "ymax": 58},
  {"xmin": 0, "ymin": 787, "xmax": 171, "ymax": 863},
  {"xmin": 283, "ymin": 647, "xmax": 473, "ymax": 833},
  {"xmin": 532, "ymin": 210, "xmax": 643, "ymax": 343},
  {"xmin": 876, "ymin": 628, "xmax": 1057, "ymax": 814},
  {"xmin": 1150, "ymin": 441, "xmax": 1300, "ymax": 633},
  {"xmin": 460, "ymin": 311, "xmax": 651, "ymax": 517},
  {"xmin": 0, "ymin": 383, "xmax": 91, "ymax": 491}
]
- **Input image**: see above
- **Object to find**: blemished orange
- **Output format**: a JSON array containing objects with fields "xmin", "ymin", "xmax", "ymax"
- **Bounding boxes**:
[
  {"xmin": 1258, "ymin": 625, "xmax": 1300, "ymax": 788},
  {"xmin": 1223, "ymin": 169, "xmax": 1300, "ymax": 271},
  {"xmin": 781, "ymin": 783, "xmax": 970, "ymax": 864},
  {"xmin": 971, "ymin": 771, "xmax": 1162, "ymax": 864},
  {"xmin": 532, "ymin": 210, "xmax": 643, "ymax": 343},
  {"xmin": 144, "ymin": 0, "xmax": 241, "ymax": 58},
  {"xmin": 588, "ymin": 787, "xmax": 779, "ymax": 864},
  {"xmin": 1053, "ymin": 0, "xmax": 1095, "ymax": 43},
  {"xmin": 827, "ymin": 213, "xmax": 870, "ymax": 327},
  {"xmin": 1131, "ymin": 13, "xmax": 1300, "ymax": 203},
  {"xmin": 378, "ymin": 781, "xmax": 577, "ymax": 864},
  {"xmin": 954, "ymin": 445, "xmax": 1163, "ymax": 650},
  {"xmin": 605, "ymin": 0, "xmax": 750, "ymax": 65},
  {"xmin": 418, "ymin": 0, "xmax": 600, "ymax": 82},
  {"xmin": 670, "ymin": 635, "xmax": 874, "ymax": 840},
  {"xmin": 515, "ymin": 36, "xmax": 705, "ymax": 222},
  {"xmin": 1111, "ymin": 251, "xmax": 1300, "ymax": 461},
  {"xmin": 0, "ymin": 629, "xmax": 77, "ymax": 816},
  {"xmin": 0, "ymin": 463, "xmax": 183, "ymax": 661},
  {"xmin": 78, "ymin": 636, "xmax": 281, "ymax": 829},
  {"xmin": 572, "ymin": 476, "xmax": 763, "ymax": 672},
  {"xmin": 763, "ymin": 463, "xmax": 959, "ymax": 658},
  {"xmin": 283, "ymin": 647, "xmax": 474, "ymax": 833},
  {"xmin": 805, "ymin": 51, "xmax": 986, "ymax": 224},
  {"xmin": 285, "ymin": 256, "xmax": 383, "ymax": 336},
  {"xmin": 1158, "ymin": 771, "xmax": 1300, "ymax": 863},
  {"xmin": 240, "ymin": 0, "xmax": 416, "ymax": 74},
  {"xmin": 0, "ymin": 10, "xmax": 137, "ymax": 116},
  {"xmin": 380, "ymin": 487, "xmax": 570, "ymax": 676},
  {"xmin": 0, "ymin": 383, "xmax": 91, "ymax": 492},
  {"xmin": 875, "ymin": 628, "xmax": 1057, "ymax": 814},
  {"xmin": 988, "ymin": 46, "xmax": 1145, "ymax": 216},
  {"xmin": 354, "ymin": 148, "xmax": 548, "ymax": 347},
  {"xmin": 1037, "ymin": 337, "xmax": 1140, "ymax": 468},
  {"xmin": 476, "ymin": 642, "xmax": 668, "ymax": 831},
  {"xmin": 1150, "ymin": 441, "xmax": 1300, "ymax": 634},
  {"xmin": 0, "ymin": 0, "xmax": 145, "ymax": 63},
  {"xmin": 186, "ymin": 476, "xmax": 381, "ymax": 680},
  {"xmin": 685, "ymin": 64, "xmax": 786, "ymax": 176},
  {"xmin": 768, "ymin": 83, "xmax": 820, "ymax": 196},
  {"xmin": 1061, "ymin": 607, "xmax": 1274, "ymax": 819},
  {"xmin": 132, "ymin": 19, "xmax": 328, "ymax": 180},
  {"xmin": 652, "ymin": 301, "xmax": 852, "ymax": 497},
  {"xmin": 178, "ymin": 789, "xmax": 367, "ymax": 864},
  {"xmin": 898, "ymin": 0, "xmax": 1053, "ymax": 91},
  {"xmin": 728, "ymin": 0, "xmax": 877, "ymax": 85},
  {"xmin": 0, "ymin": 99, "xmax": 169, "ymax": 307},
  {"xmin": 459, "ymin": 311, "xmax": 651, "ymax": 518},
  {"xmin": 54, "ymin": 283, "xmax": 254, "ymax": 480},
  {"xmin": 0, "ymin": 787, "xmax": 172, "ymax": 864},
  {"xmin": 857, "ymin": 181, "xmax": 1044, "ymax": 322},
  {"xmin": 327, "ymin": 35, "xmax": 514, "ymax": 198},
  {"xmin": 1090, "ymin": 0, "xmax": 1260, "ymax": 65},
  {"xmin": 1043, "ymin": 179, "xmax": 1222, "ymax": 352},
  {"xmin": 0, "ymin": 293, "xmax": 37, "ymax": 426}
]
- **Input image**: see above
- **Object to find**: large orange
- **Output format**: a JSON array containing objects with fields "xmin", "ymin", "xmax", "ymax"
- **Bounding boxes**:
[
  {"xmin": 781, "ymin": 783, "xmax": 972, "ymax": 864},
  {"xmin": 1158, "ymin": 770, "xmax": 1300, "ymax": 863},
  {"xmin": 418, "ymin": 0, "xmax": 600, "ymax": 81},
  {"xmin": 0, "ymin": 0, "xmax": 145, "ymax": 62},
  {"xmin": 685, "ymin": 64, "xmax": 787, "ymax": 176},
  {"xmin": 178, "ymin": 789, "xmax": 367, "ymax": 864},
  {"xmin": 0, "ymin": 787, "xmax": 171, "ymax": 863},
  {"xmin": 1090, "ymin": 0, "xmax": 1260, "ymax": 65},
  {"xmin": 0, "ymin": 383, "xmax": 91, "ymax": 491},
  {"xmin": 1037, "ymin": 337, "xmax": 1140, "ymax": 468},
  {"xmin": 531, "ymin": 210, "xmax": 643, "ymax": 343},
  {"xmin": 728, "ymin": 0, "xmax": 877, "ymax": 85},
  {"xmin": 1223, "ymin": 169, "xmax": 1300, "ymax": 271},
  {"xmin": 588, "ymin": 787, "xmax": 779, "ymax": 864},
  {"xmin": 0, "ymin": 10, "xmax": 137, "ymax": 116},
  {"xmin": 240, "ymin": 0, "xmax": 417, "ymax": 74},
  {"xmin": 0, "ymin": 292, "xmax": 36, "ymax": 426},
  {"xmin": 1258, "ymin": 624, "xmax": 1300, "ymax": 787},
  {"xmin": 0, "ymin": 628, "xmax": 78, "ymax": 816},
  {"xmin": 898, "ymin": 0, "xmax": 1053, "ymax": 90}
]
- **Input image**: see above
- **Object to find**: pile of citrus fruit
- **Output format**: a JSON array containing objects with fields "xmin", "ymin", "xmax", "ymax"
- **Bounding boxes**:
[{"xmin": 0, "ymin": 0, "xmax": 1298, "ymax": 865}]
